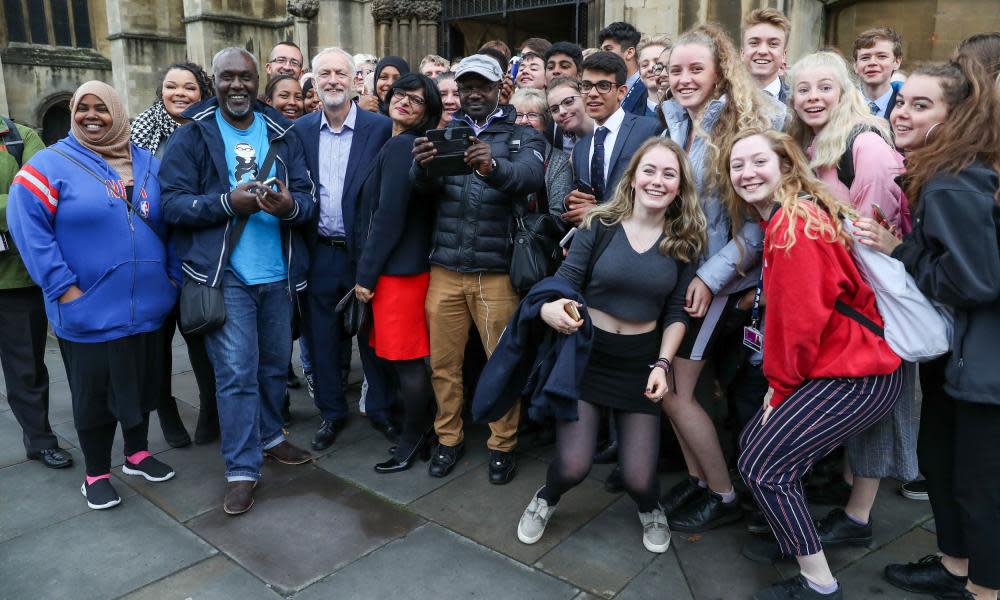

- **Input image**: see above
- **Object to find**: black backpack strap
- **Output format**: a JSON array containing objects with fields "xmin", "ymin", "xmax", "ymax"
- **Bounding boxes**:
[
  {"xmin": 834, "ymin": 298, "xmax": 884, "ymax": 338},
  {"xmin": 836, "ymin": 124, "xmax": 890, "ymax": 190},
  {"xmin": 2, "ymin": 117, "xmax": 24, "ymax": 168},
  {"xmin": 228, "ymin": 139, "xmax": 281, "ymax": 252}
]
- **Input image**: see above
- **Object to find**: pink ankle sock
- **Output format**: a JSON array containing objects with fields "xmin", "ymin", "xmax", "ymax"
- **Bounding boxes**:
[
  {"xmin": 126, "ymin": 450, "xmax": 151, "ymax": 464},
  {"xmin": 85, "ymin": 473, "xmax": 111, "ymax": 486}
]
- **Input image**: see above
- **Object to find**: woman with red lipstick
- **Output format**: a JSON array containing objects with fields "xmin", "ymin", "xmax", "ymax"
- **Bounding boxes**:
[{"xmin": 352, "ymin": 74, "xmax": 443, "ymax": 473}]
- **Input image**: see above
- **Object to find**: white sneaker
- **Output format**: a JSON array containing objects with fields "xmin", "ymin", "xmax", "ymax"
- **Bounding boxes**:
[
  {"xmin": 639, "ymin": 507, "xmax": 671, "ymax": 553},
  {"xmin": 517, "ymin": 488, "xmax": 556, "ymax": 544}
]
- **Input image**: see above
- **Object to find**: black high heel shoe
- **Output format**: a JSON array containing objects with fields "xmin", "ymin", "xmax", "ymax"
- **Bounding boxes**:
[{"xmin": 374, "ymin": 432, "xmax": 432, "ymax": 474}]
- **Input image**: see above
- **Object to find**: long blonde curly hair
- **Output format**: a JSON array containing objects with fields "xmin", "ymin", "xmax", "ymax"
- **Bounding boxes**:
[
  {"xmin": 584, "ymin": 137, "xmax": 707, "ymax": 262},
  {"xmin": 724, "ymin": 128, "xmax": 855, "ymax": 252},
  {"xmin": 669, "ymin": 22, "xmax": 781, "ymax": 190},
  {"xmin": 786, "ymin": 51, "xmax": 892, "ymax": 170}
]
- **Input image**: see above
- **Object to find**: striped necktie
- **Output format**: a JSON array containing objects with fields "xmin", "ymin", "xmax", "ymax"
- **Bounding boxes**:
[{"xmin": 869, "ymin": 101, "xmax": 879, "ymax": 115}]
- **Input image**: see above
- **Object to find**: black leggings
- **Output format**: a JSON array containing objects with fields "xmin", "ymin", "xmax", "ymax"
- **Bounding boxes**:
[
  {"xmin": 78, "ymin": 414, "xmax": 150, "ymax": 477},
  {"xmin": 392, "ymin": 358, "xmax": 434, "ymax": 458},
  {"xmin": 540, "ymin": 401, "xmax": 661, "ymax": 512}
]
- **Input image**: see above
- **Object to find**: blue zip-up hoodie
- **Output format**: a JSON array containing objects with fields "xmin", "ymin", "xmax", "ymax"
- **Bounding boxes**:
[
  {"xmin": 158, "ymin": 98, "xmax": 316, "ymax": 293},
  {"xmin": 7, "ymin": 134, "xmax": 181, "ymax": 342}
]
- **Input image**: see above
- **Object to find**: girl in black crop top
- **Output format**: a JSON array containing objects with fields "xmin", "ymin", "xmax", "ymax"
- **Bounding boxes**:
[{"xmin": 516, "ymin": 138, "xmax": 707, "ymax": 554}]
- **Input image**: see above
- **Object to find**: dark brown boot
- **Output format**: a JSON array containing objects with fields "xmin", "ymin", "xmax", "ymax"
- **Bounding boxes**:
[
  {"xmin": 224, "ymin": 480, "xmax": 257, "ymax": 515},
  {"xmin": 264, "ymin": 440, "xmax": 313, "ymax": 465}
]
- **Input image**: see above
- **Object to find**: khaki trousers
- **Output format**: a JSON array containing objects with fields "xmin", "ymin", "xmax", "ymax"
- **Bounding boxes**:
[{"xmin": 425, "ymin": 266, "xmax": 521, "ymax": 451}]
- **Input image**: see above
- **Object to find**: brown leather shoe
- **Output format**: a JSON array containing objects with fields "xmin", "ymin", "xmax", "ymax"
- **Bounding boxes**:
[
  {"xmin": 263, "ymin": 440, "xmax": 313, "ymax": 465},
  {"xmin": 224, "ymin": 480, "xmax": 256, "ymax": 515}
]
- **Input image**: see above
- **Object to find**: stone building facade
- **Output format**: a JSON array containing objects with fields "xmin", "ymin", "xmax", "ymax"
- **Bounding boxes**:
[{"xmin": 2, "ymin": 0, "xmax": 998, "ymax": 143}]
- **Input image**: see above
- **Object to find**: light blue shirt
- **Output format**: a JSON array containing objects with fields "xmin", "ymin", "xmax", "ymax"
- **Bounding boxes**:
[
  {"xmin": 865, "ymin": 87, "xmax": 895, "ymax": 118},
  {"xmin": 215, "ymin": 110, "xmax": 285, "ymax": 285},
  {"xmin": 317, "ymin": 103, "xmax": 357, "ymax": 237}
]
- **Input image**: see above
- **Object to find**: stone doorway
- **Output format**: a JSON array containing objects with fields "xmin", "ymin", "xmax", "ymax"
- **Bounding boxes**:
[
  {"xmin": 40, "ymin": 98, "xmax": 71, "ymax": 147},
  {"xmin": 441, "ymin": 1, "xmax": 588, "ymax": 59}
]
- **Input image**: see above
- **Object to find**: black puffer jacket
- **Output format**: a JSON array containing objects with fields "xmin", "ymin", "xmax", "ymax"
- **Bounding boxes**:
[
  {"xmin": 411, "ymin": 105, "xmax": 546, "ymax": 273},
  {"xmin": 893, "ymin": 161, "xmax": 1000, "ymax": 405}
]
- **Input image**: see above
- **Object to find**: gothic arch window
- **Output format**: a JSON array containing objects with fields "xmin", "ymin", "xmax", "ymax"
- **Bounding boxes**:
[{"xmin": 3, "ymin": 0, "xmax": 92, "ymax": 48}]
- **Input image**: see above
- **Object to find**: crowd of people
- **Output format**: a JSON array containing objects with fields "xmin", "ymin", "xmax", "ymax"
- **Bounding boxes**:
[{"xmin": 0, "ymin": 10, "xmax": 998, "ymax": 600}]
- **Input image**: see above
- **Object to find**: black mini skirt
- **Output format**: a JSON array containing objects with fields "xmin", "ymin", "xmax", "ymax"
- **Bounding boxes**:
[{"xmin": 579, "ymin": 327, "xmax": 662, "ymax": 415}]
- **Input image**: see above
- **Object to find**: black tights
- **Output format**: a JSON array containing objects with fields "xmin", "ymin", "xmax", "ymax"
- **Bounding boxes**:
[
  {"xmin": 392, "ymin": 359, "xmax": 434, "ymax": 458},
  {"xmin": 77, "ymin": 414, "xmax": 150, "ymax": 477},
  {"xmin": 540, "ymin": 401, "xmax": 661, "ymax": 512}
]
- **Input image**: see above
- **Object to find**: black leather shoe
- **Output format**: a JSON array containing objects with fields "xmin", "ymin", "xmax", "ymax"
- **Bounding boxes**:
[
  {"xmin": 376, "ymin": 434, "xmax": 432, "ymax": 474},
  {"xmin": 428, "ymin": 442, "xmax": 465, "ymax": 478},
  {"xmin": 816, "ymin": 508, "xmax": 872, "ymax": 547},
  {"xmin": 669, "ymin": 491, "xmax": 743, "ymax": 533},
  {"xmin": 742, "ymin": 537, "xmax": 787, "ymax": 565},
  {"xmin": 488, "ymin": 450, "xmax": 517, "ymax": 484},
  {"xmin": 746, "ymin": 509, "xmax": 772, "ymax": 535},
  {"xmin": 27, "ymin": 447, "xmax": 73, "ymax": 469},
  {"xmin": 194, "ymin": 404, "xmax": 220, "ymax": 445},
  {"xmin": 287, "ymin": 364, "xmax": 302, "ymax": 389},
  {"xmin": 370, "ymin": 418, "xmax": 400, "ymax": 443},
  {"xmin": 311, "ymin": 418, "xmax": 348, "ymax": 451},
  {"xmin": 605, "ymin": 465, "xmax": 624, "ymax": 493},
  {"xmin": 806, "ymin": 477, "xmax": 852, "ymax": 506},
  {"xmin": 158, "ymin": 397, "xmax": 192, "ymax": 448},
  {"xmin": 884, "ymin": 555, "xmax": 967, "ymax": 597},
  {"xmin": 593, "ymin": 440, "xmax": 619, "ymax": 464},
  {"xmin": 661, "ymin": 476, "xmax": 705, "ymax": 516},
  {"xmin": 752, "ymin": 575, "xmax": 843, "ymax": 600}
]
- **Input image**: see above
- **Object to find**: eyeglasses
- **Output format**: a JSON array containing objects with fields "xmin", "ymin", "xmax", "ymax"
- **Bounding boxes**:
[
  {"xmin": 269, "ymin": 56, "xmax": 303, "ymax": 69},
  {"xmin": 393, "ymin": 92, "xmax": 426, "ymax": 107},
  {"xmin": 548, "ymin": 95, "xmax": 580, "ymax": 115},
  {"xmin": 515, "ymin": 111, "xmax": 543, "ymax": 123},
  {"xmin": 580, "ymin": 80, "xmax": 616, "ymax": 94},
  {"xmin": 651, "ymin": 63, "xmax": 666, "ymax": 74}
]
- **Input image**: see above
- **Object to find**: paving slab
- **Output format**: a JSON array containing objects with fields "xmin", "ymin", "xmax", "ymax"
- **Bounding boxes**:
[
  {"xmin": 0, "ymin": 495, "xmax": 215, "ymax": 600},
  {"xmin": 0, "ymin": 458, "xmax": 138, "ymax": 543},
  {"xmin": 0, "ymin": 409, "xmax": 77, "ymax": 468},
  {"xmin": 833, "ymin": 527, "xmax": 940, "ymax": 599},
  {"xmin": 123, "ymin": 555, "xmax": 283, "ymax": 600},
  {"xmin": 187, "ymin": 467, "xmax": 423, "ymax": 594},
  {"xmin": 672, "ymin": 521, "xmax": 781, "ymax": 600},
  {"xmin": 282, "ymin": 409, "xmax": 378, "ymax": 462},
  {"xmin": 315, "ymin": 425, "xmax": 491, "ymax": 505},
  {"xmin": 411, "ymin": 455, "xmax": 617, "ymax": 565},
  {"xmin": 614, "ymin": 552, "xmax": 694, "ymax": 600},
  {"xmin": 535, "ymin": 496, "xmax": 659, "ymax": 598},
  {"xmin": 51, "ymin": 400, "xmax": 200, "ymax": 468},
  {"xmin": 294, "ymin": 523, "xmax": 580, "ymax": 600},
  {"xmin": 45, "ymin": 377, "xmax": 77, "ymax": 426}
]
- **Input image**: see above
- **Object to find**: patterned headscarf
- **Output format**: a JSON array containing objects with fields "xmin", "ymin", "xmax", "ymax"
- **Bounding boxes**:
[
  {"xmin": 130, "ymin": 100, "xmax": 181, "ymax": 155},
  {"xmin": 70, "ymin": 81, "xmax": 133, "ymax": 184}
]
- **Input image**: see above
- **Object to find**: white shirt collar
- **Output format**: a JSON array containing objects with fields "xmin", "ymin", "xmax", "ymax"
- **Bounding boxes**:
[
  {"xmin": 596, "ymin": 107, "xmax": 626, "ymax": 134},
  {"xmin": 625, "ymin": 70, "xmax": 641, "ymax": 89},
  {"xmin": 764, "ymin": 77, "xmax": 782, "ymax": 98},
  {"xmin": 321, "ymin": 102, "xmax": 357, "ymax": 133}
]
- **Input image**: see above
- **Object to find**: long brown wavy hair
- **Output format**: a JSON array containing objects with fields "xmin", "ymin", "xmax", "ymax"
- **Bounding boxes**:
[
  {"xmin": 584, "ymin": 137, "xmax": 707, "ymax": 262},
  {"xmin": 724, "ymin": 128, "xmax": 855, "ymax": 252},
  {"xmin": 669, "ymin": 22, "xmax": 781, "ymax": 191},
  {"xmin": 904, "ymin": 55, "xmax": 1000, "ymax": 204}
]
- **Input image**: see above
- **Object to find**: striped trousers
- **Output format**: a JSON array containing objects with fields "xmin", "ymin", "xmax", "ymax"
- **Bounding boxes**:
[{"xmin": 738, "ymin": 370, "xmax": 902, "ymax": 556}]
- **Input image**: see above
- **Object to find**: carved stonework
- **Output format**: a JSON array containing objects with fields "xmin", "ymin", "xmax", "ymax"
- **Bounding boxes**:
[
  {"xmin": 287, "ymin": 0, "xmax": 320, "ymax": 19},
  {"xmin": 371, "ymin": 0, "xmax": 398, "ymax": 24},
  {"xmin": 411, "ymin": 1, "xmax": 441, "ymax": 21}
]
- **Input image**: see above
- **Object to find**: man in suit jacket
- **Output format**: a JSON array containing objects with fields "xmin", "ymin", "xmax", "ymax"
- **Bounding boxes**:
[
  {"xmin": 289, "ymin": 47, "xmax": 395, "ymax": 452},
  {"xmin": 598, "ymin": 22, "xmax": 648, "ymax": 117},
  {"xmin": 741, "ymin": 8, "xmax": 793, "ymax": 105},
  {"xmin": 563, "ymin": 52, "xmax": 663, "ymax": 225},
  {"xmin": 853, "ymin": 27, "xmax": 904, "ymax": 121}
]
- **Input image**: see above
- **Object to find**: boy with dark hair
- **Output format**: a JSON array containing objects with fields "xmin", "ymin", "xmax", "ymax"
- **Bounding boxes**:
[
  {"xmin": 544, "ymin": 41, "xmax": 583, "ymax": 84},
  {"xmin": 597, "ymin": 21, "xmax": 647, "ymax": 116},
  {"xmin": 519, "ymin": 37, "xmax": 553, "ymax": 58},
  {"xmin": 853, "ymin": 27, "xmax": 904, "ymax": 120}
]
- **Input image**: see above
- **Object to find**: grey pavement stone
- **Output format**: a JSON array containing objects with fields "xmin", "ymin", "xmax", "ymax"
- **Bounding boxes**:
[
  {"xmin": 535, "ymin": 496, "xmax": 659, "ymax": 598},
  {"xmin": 51, "ymin": 400, "xmax": 200, "ymax": 468},
  {"xmin": 282, "ymin": 408, "xmax": 378, "ymax": 462},
  {"xmin": 0, "ymin": 410, "xmax": 75, "ymax": 468},
  {"xmin": 294, "ymin": 523, "xmax": 580, "ymax": 600},
  {"xmin": 923, "ymin": 518, "xmax": 936, "ymax": 534},
  {"xmin": 187, "ymin": 467, "xmax": 423, "ymax": 594},
  {"xmin": 0, "ymin": 459, "xmax": 137, "ymax": 543},
  {"xmin": 0, "ymin": 495, "xmax": 215, "ymax": 600},
  {"xmin": 123, "ymin": 555, "xmax": 283, "ymax": 600},
  {"xmin": 614, "ymin": 552, "xmax": 693, "ymax": 600},
  {"xmin": 834, "ymin": 527, "xmax": 940, "ymax": 598},
  {"xmin": 672, "ymin": 521, "xmax": 780, "ymax": 600},
  {"xmin": 411, "ymin": 455, "xmax": 617, "ymax": 565},
  {"xmin": 45, "ymin": 377, "xmax": 77, "ymax": 426},
  {"xmin": 315, "ymin": 425, "xmax": 490, "ymax": 505}
]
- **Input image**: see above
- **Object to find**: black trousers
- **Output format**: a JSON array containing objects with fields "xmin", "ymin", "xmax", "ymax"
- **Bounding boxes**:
[
  {"xmin": 919, "ymin": 356, "xmax": 1000, "ymax": 589},
  {"xmin": 0, "ymin": 286, "xmax": 58, "ymax": 453},
  {"xmin": 160, "ymin": 311, "xmax": 216, "ymax": 411}
]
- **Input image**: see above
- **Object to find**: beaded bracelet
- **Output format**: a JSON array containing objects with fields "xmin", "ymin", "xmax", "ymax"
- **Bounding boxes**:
[{"xmin": 650, "ymin": 358, "xmax": 671, "ymax": 373}]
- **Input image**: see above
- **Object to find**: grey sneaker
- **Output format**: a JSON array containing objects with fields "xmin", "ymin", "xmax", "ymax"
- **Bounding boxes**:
[
  {"xmin": 639, "ymin": 507, "xmax": 671, "ymax": 553},
  {"xmin": 517, "ymin": 488, "xmax": 556, "ymax": 544}
]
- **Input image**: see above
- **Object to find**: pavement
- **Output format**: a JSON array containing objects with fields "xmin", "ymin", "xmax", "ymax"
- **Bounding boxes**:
[{"xmin": 0, "ymin": 331, "xmax": 937, "ymax": 600}]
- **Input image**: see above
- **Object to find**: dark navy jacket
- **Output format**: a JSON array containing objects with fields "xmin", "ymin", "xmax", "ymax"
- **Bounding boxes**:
[
  {"xmin": 159, "ymin": 98, "xmax": 316, "ymax": 292},
  {"xmin": 472, "ymin": 277, "xmax": 594, "ymax": 424},
  {"xmin": 289, "ymin": 107, "xmax": 393, "ymax": 255},
  {"xmin": 571, "ymin": 111, "xmax": 663, "ymax": 200},
  {"xmin": 620, "ymin": 76, "xmax": 649, "ymax": 117},
  {"xmin": 353, "ymin": 132, "xmax": 433, "ymax": 289}
]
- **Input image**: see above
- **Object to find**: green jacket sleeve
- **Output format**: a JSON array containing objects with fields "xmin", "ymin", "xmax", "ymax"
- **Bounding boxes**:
[{"xmin": 0, "ymin": 125, "xmax": 44, "ymax": 232}]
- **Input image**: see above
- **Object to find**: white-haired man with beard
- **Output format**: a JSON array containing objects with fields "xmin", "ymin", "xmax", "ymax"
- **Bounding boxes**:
[{"xmin": 288, "ymin": 48, "xmax": 397, "ymax": 453}]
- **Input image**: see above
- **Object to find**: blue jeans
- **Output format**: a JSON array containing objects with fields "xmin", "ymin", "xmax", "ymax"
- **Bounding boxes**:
[{"xmin": 205, "ymin": 272, "xmax": 291, "ymax": 481}]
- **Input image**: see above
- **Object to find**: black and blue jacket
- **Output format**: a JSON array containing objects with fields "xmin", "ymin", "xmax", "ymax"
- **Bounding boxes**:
[{"xmin": 159, "ymin": 98, "xmax": 316, "ymax": 293}]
